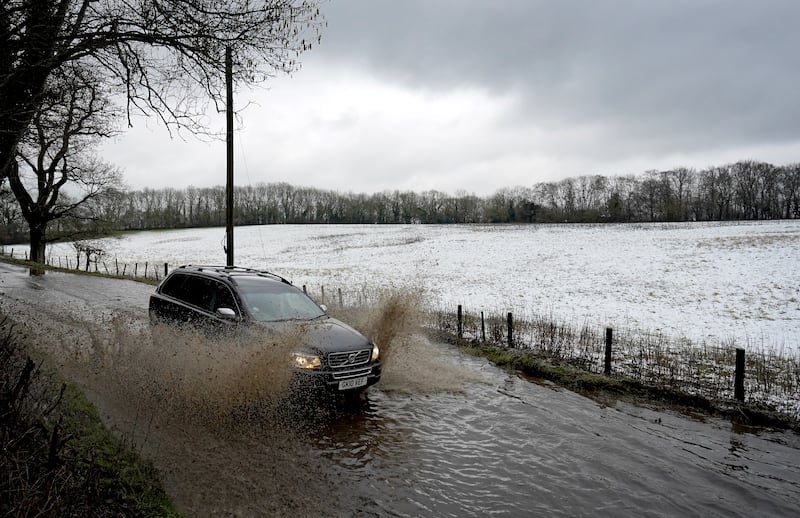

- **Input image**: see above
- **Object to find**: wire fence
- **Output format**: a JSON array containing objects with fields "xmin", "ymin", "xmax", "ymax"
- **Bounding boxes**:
[
  {"xmin": 0, "ymin": 246, "xmax": 169, "ymax": 282},
  {"xmin": 431, "ymin": 304, "xmax": 800, "ymax": 421}
]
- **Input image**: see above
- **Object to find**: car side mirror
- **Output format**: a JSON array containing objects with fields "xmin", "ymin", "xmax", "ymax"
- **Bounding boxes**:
[
  {"xmin": 319, "ymin": 304, "xmax": 328, "ymax": 313},
  {"xmin": 217, "ymin": 307, "xmax": 237, "ymax": 319}
]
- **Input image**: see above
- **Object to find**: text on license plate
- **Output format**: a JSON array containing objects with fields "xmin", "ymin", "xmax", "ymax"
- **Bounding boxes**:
[{"xmin": 338, "ymin": 376, "xmax": 368, "ymax": 390}]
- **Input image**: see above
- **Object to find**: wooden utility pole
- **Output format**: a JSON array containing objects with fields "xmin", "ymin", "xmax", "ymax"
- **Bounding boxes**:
[
  {"xmin": 734, "ymin": 348, "xmax": 745, "ymax": 401},
  {"xmin": 225, "ymin": 46, "xmax": 234, "ymax": 267},
  {"xmin": 604, "ymin": 327, "xmax": 613, "ymax": 375}
]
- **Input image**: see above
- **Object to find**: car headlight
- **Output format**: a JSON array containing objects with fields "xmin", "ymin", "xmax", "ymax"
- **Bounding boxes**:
[
  {"xmin": 291, "ymin": 352, "xmax": 322, "ymax": 369},
  {"xmin": 371, "ymin": 343, "xmax": 380, "ymax": 362}
]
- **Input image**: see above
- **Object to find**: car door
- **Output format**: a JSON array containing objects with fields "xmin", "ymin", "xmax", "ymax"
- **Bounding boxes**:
[
  {"xmin": 181, "ymin": 276, "xmax": 241, "ymax": 334},
  {"xmin": 151, "ymin": 272, "xmax": 241, "ymax": 333},
  {"xmin": 150, "ymin": 272, "xmax": 196, "ymax": 324}
]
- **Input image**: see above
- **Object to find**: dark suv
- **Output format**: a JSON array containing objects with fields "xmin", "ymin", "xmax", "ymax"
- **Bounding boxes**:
[{"xmin": 148, "ymin": 265, "xmax": 381, "ymax": 393}]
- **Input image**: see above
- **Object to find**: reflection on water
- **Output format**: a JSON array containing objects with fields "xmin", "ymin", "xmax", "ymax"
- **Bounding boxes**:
[{"xmin": 304, "ymin": 352, "xmax": 800, "ymax": 518}]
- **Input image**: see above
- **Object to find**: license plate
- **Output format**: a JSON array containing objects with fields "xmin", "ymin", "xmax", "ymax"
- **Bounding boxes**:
[{"xmin": 338, "ymin": 376, "xmax": 368, "ymax": 390}]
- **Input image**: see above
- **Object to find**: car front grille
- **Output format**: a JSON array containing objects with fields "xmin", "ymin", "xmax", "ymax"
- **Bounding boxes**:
[{"xmin": 328, "ymin": 348, "xmax": 371, "ymax": 369}]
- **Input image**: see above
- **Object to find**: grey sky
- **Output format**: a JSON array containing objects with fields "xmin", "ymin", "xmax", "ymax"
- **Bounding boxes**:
[{"xmin": 105, "ymin": 0, "xmax": 800, "ymax": 195}]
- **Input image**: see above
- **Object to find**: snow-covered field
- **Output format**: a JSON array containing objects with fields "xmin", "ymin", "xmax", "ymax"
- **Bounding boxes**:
[{"xmin": 38, "ymin": 220, "xmax": 800, "ymax": 353}]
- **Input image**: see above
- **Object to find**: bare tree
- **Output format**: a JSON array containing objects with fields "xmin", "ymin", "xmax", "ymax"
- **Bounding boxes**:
[
  {"xmin": 780, "ymin": 164, "xmax": 800, "ymax": 219},
  {"xmin": 663, "ymin": 167, "xmax": 695, "ymax": 220},
  {"xmin": 635, "ymin": 170, "xmax": 662, "ymax": 222},
  {"xmin": 698, "ymin": 165, "xmax": 733, "ymax": 220},
  {"xmin": 0, "ymin": 179, "xmax": 25, "ymax": 243},
  {"xmin": 733, "ymin": 160, "xmax": 762, "ymax": 219},
  {"xmin": 0, "ymin": 0, "xmax": 323, "ymax": 235},
  {"xmin": 10, "ymin": 63, "xmax": 124, "ymax": 265}
]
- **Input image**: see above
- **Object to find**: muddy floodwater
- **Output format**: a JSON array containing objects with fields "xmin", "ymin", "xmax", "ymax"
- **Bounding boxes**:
[{"xmin": 1, "ymin": 262, "xmax": 799, "ymax": 517}]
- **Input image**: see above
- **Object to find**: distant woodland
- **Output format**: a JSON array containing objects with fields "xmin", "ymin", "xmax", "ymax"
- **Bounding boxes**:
[{"xmin": 1, "ymin": 159, "xmax": 799, "ymax": 243}]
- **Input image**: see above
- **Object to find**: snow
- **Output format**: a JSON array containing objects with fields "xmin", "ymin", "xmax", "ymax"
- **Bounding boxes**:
[{"xmin": 38, "ymin": 220, "xmax": 800, "ymax": 353}]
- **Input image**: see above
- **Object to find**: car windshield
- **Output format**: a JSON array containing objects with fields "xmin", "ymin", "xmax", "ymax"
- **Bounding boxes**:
[{"xmin": 236, "ymin": 278, "xmax": 326, "ymax": 322}]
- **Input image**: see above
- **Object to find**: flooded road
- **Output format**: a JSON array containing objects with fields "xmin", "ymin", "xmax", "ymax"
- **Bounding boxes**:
[{"xmin": 2, "ymin": 262, "xmax": 799, "ymax": 517}]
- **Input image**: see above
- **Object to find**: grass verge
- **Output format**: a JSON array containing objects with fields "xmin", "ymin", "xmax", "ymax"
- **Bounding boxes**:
[{"xmin": 0, "ymin": 316, "xmax": 180, "ymax": 517}]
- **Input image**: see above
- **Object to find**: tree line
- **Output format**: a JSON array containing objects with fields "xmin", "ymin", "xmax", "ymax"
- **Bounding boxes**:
[{"xmin": 2, "ymin": 159, "xmax": 797, "ymax": 242}]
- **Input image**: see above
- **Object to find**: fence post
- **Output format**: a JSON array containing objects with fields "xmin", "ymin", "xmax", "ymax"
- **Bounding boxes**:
[
  {"xmin": 164, "ymin": 262, "xmax": 168, "ymax": 277},
  {"xmin": 507, "ymin": 312, "xmax": 513, "ymax": 347},
  {"xmin": 604, "ymin": 327, "xmax": 613, "ymax": 376},
  {"xmin": 338, "ymin": 288, "xmax": 343, "ymax": 306},
  {"xmin": 457, "ymin": 305, "xmax": 463, "ymax": 339},
  {"xmin": 481, "ymin": 311, "xmax": 486, "ymax": 342},
  {"xmin": 734, "ymin": 348, "xmax": 745, "ymax": 401},
  {"xmin": 321, "ymin": 286, "xmax": 325, "ymax": 304}
]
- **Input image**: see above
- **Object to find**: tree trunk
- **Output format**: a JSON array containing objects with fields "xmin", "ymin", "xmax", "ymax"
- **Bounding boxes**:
[{"xmin": 28, "ymin": 224, "xmax": 47, "ymax": 276}]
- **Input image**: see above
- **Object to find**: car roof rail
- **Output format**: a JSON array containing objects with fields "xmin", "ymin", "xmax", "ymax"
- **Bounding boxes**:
[{"xmin": 177, "ymin": 264, "xmax": 292, "ymax": 285}]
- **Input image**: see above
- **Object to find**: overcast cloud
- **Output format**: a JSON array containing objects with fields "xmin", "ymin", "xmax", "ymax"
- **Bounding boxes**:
[{"xmin": 104, "ymin": 0, "xmax": 800, "ymax": 195}]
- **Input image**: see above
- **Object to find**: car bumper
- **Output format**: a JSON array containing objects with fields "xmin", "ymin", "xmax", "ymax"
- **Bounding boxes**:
[{"xmin": 290, "ymin": 360, "xmax": 382, "ymax": 393}]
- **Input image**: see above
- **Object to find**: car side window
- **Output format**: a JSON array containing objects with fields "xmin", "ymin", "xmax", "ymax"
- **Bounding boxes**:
[
  {"xmin": 182, "ymin": 276, "xmax": 212, "ymax": 310},
  {"xmin": 160, "ymin": 273, "xmax": 238, "ymax": 317},
  {"xmin": 211, "ymin": 281, "xmax": 238, "ymax": 315},
  {"xmin": 160, "ymin": 273, "xmax": 187, "ymax": 299}
]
